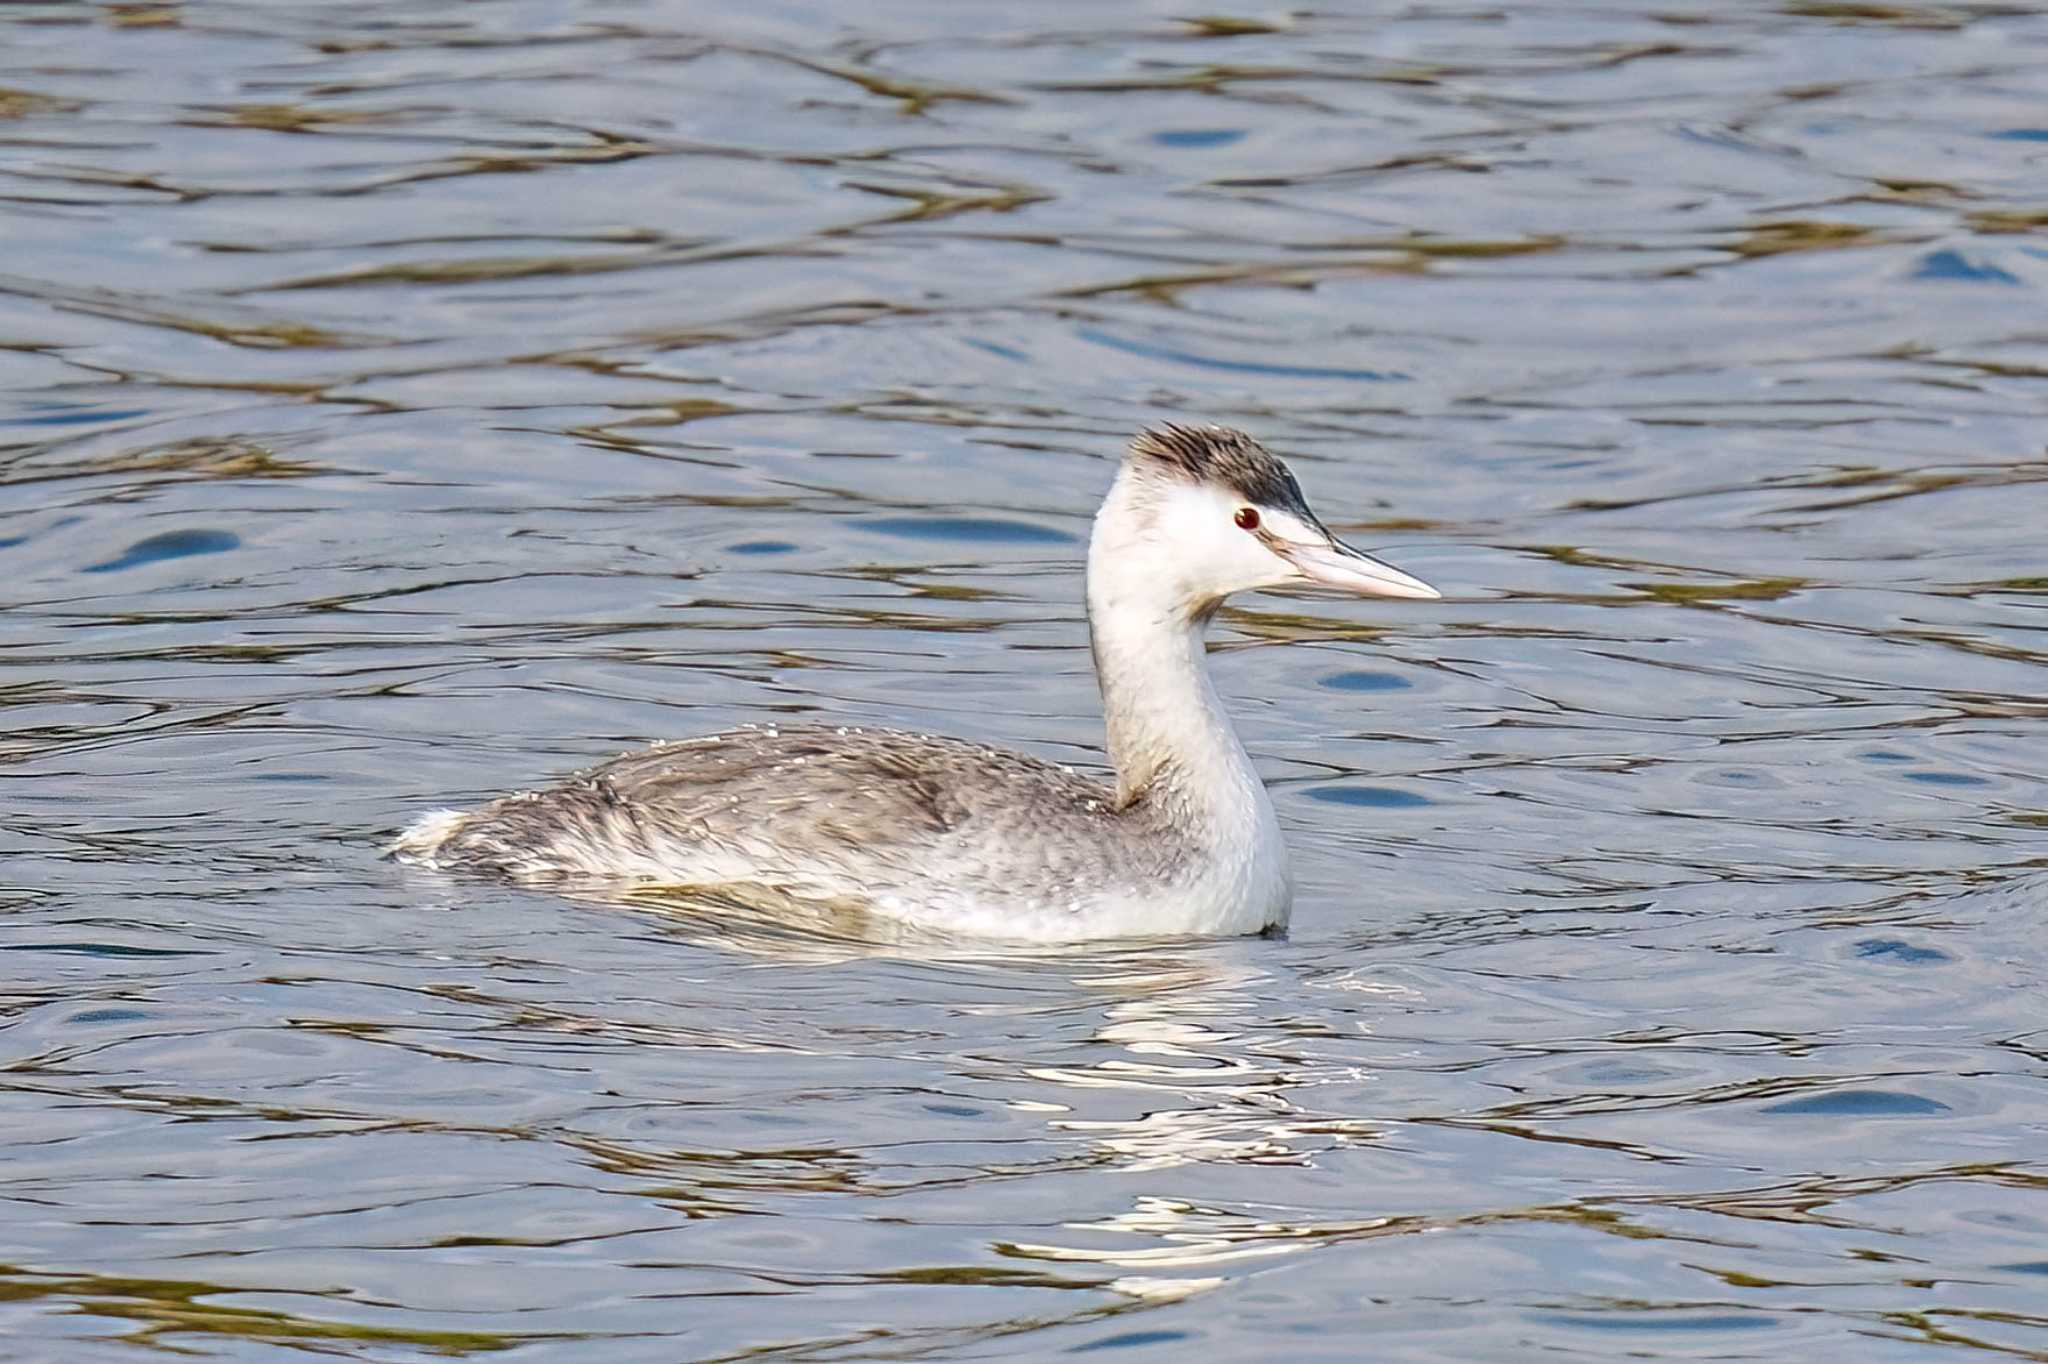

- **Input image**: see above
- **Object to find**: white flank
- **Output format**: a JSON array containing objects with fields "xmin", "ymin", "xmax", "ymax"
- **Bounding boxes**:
[{"xmin": 389, "ymin": 808, "xmax": 469, "ymax": 862}]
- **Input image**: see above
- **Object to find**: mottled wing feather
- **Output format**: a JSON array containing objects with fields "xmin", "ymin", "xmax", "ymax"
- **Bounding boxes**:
[
  {"xmin": 591, "ymin": 729, "xmax": 1065, "ymax": 836},
  {"xmin": 430, "ymin": 726, "xmax": 1144, "ymax": 901}
]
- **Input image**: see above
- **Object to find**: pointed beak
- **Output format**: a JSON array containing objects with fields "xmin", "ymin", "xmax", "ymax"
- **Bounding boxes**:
[{"xmin": 1278, "ymin": 536, "xmax": 1440, "ymax": 600}]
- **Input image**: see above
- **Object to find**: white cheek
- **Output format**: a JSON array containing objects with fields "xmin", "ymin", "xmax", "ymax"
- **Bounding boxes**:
[
  {"xmin": 1154, "ymin": 486, "xmax": 1288, "ymax": 595},
  {"xmin": 1260, "ymin": 507, "xmax": 1322, "ymax": 549}
]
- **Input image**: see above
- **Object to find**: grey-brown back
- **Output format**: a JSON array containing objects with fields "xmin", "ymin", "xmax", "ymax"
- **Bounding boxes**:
[{"xmin": 422, "ymin": 725, "xmax": 1198, "ymax": 920}]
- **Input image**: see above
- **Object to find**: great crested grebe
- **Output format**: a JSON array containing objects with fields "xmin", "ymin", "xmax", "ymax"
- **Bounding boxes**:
[{"xmin": 393, "ymin": 424, "xmax": 1438, "ymax": 941}]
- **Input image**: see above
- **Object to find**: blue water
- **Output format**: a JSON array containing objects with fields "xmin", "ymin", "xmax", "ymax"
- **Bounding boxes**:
[
  {"xmin": 0, "ymin": 3, "xmax": 2043, "ymax": 1360},
  {"xmin": 82, "ymin": 529, "xmax": 242, "ymax": 574}
]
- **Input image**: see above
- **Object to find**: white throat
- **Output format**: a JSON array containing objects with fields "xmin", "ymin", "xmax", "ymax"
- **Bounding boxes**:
[
  {"xmin": 1084, "ymin": 470, "xmax": 1284, "ymax": 838},
  {"xmin": 1082, "ymin": 468, "xmax": 1292, "ymax": 933}
]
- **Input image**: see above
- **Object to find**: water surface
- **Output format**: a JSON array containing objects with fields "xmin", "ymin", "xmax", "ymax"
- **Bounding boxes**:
[{"xmin": 2, "ymin": 2, "xmax": 2045, "ymax": 1359}]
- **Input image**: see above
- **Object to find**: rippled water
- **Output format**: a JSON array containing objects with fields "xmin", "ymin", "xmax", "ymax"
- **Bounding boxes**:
[{"xmin": 3, "ymin": 2, "xmax": 2046, "ymax": 1359}]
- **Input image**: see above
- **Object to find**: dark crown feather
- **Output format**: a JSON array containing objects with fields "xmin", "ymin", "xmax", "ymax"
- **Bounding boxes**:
[{"xmin": 1128, "ymin": 423, "xmax": 1310, "ymax": 515}]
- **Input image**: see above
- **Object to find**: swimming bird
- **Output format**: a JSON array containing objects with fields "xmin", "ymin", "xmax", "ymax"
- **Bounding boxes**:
[{"xmin": 393, "ymin": 424, "xmax": 1438, "ymax": 941}]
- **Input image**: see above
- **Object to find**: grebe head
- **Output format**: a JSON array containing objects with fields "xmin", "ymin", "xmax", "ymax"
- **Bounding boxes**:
[{"xmin": 1092, "ymin": 424, "xmax": 1439, "ymax": 616}]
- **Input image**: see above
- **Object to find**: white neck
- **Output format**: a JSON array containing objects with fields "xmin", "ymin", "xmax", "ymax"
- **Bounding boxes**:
[
  {"xmin": 1084, "ymin": 474, "xmax": 1291, "ymax": 935},
  {"xmin": 1084, "ymin": 472, "xmax": 1276, "ymax": 835}
]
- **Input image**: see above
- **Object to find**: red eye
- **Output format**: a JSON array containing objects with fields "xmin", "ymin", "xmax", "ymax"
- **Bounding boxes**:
[{"xmin": 1234, "ymin": 506, "xmax": 1260, "ymax": 530}]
